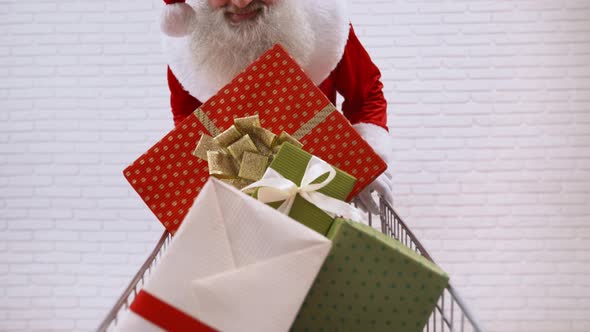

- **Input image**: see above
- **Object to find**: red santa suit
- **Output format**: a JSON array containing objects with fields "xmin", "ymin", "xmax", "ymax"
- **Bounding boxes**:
[
  {"xmin": 169, "ymin": 25, "xmax": 386, "ymax": 129},
  {"xmin": 161, "ymin": 1, "xmax": 393, "ymax": 164}
]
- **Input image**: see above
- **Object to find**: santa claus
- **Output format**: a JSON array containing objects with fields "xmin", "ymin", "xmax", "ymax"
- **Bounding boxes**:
[{"xmin": 160, "ymin": 0, "xmax": 393, "ymax": 213}]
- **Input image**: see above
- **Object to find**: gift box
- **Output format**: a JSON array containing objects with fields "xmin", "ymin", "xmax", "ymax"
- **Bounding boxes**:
[
  {"xmin": 248, "ymin": 142, "xmax": 358, "ymax": 235},
  {"xmin": 291, "ymin": 218, "xmax": 449, "ymax": 332},
  {"xmin": 124, "ymin": 44, "xmax": 387, "ymax": 233},
  {"xmin": 115, "ymin": 178, "xmax": 332, "ymax": 332}
]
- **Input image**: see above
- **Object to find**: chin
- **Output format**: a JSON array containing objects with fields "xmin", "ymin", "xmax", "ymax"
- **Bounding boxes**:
[
  {"xmin": 224, "ymin": 10, "xmax": 269, "ymax": 34},
  {"xmin": 224, "ymin": 9, "xmax": 265, "ymax": 27}
]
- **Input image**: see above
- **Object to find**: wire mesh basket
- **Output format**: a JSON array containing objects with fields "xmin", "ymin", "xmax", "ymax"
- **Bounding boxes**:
[{"xmin": 97, "ymin": 198, "xmax": 484, "ymax": 332}]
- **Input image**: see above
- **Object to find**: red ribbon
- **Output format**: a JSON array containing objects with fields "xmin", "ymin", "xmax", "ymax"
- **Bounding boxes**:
[{"xmin": 131, "ymin": 290, "xmax": 216, "ymax": 332}]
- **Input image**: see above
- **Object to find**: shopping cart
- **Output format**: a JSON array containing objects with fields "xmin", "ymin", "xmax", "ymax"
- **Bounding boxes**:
[{"xmin": 97, "ymin": 198, "xmax": 484, "ymax": 332}]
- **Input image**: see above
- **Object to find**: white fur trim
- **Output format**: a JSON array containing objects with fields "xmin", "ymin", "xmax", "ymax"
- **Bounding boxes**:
[
  {"xmin": 163, "ymin": 0, "xmax": 350, "ymax": 101},
  {"xmin": 160, "ymin": 3, "xmax": 196, "ymax": 37},
  {"xmin": 353, "ymin": 123, "xmax": 392, "ymax": 164}
]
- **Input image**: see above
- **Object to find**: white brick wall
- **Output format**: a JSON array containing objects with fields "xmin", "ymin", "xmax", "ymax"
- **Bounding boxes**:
[{"xmin": 1, "ymin": 0, "xmax": 589, "ymax": 331}]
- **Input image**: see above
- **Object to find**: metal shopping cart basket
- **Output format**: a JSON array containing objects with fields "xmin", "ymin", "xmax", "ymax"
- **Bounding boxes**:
[{"xmin": 97, "ymin": 198, "xmax": 484, "ymax": 332}]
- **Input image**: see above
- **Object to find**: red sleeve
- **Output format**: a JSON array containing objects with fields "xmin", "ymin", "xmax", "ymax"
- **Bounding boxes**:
[
  {"xmin": 167, "ymin": 66, "xmax": 202, "ymax": 126},
  {"xmin": 334, "ymin": 26, "xmax": 388, "ymax": 131}
]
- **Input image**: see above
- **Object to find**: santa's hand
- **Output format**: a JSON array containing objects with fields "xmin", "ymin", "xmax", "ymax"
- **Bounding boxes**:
[
  {"xmin": 351, "ymin": 123, "xmax": 395, "ymax": 214},
  {"xmin": 356, "ymin": 169, "xmax": 394, "ymax": 215}
]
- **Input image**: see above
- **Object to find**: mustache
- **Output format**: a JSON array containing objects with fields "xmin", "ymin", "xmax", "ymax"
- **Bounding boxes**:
[{"xmin": 223, "ymin": 1, "xmax": 266, "ymax": 14}]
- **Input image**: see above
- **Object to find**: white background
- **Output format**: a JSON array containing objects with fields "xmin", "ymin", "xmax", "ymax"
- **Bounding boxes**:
[{"xmin": 1, "ymin": 0, "xmax": 590, "ymax": 331}]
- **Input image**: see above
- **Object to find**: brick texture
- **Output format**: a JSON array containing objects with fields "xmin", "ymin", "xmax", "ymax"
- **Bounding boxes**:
[{"xmin": 1, "ymin": 0, "xmax": 590, "ymax": 331}]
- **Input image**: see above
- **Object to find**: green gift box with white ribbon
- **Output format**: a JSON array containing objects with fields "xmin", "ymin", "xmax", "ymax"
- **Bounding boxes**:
[
  {"xmin": 291, "ymin": 218, "xmax": 449, "ymax": 332},
  {"xmin": 244, "ymin": 143, "xmax": 359, "ymax": 235}
]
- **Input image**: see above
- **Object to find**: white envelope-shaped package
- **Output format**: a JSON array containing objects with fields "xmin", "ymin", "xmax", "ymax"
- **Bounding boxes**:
[{"xmin": 115, "ymin": 178, "xmax": 332, "ymax": 332}]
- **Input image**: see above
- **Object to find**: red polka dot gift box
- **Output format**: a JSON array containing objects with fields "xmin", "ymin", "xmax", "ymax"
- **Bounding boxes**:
[{"xmin": 124, "ymin": 44, "xmax": 387, "ymax": 234}]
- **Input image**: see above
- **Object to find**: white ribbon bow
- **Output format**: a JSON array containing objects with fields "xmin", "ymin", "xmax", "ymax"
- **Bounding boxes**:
[{"xmin": 242, "ymin": 156, "xmax": 364, "ymax": 222}]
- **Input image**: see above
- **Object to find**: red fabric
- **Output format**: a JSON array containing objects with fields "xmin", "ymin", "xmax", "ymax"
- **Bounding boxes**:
[
  {"xmin": 164, "ymin": 0, "xmax": 185, "ymax": 4},
  {"xmin": 131, "ymin": 290, "xmax": 216, "ymax": 332},
  {"xmin": 167, "ymin": 25, "xmax": 388, "ymax": 130},
  {"xmin": 319, "ymin": 25, "xmax": 389, "ymax": 131},
  {"xmin": 168, "ymin": 66, "xmax": 202, "ymax": 125}
]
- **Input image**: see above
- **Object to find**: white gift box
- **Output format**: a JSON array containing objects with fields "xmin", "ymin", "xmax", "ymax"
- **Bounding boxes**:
[{"xmin": 115, "ymin": 178, "xmax": 332, "ymax": 332}]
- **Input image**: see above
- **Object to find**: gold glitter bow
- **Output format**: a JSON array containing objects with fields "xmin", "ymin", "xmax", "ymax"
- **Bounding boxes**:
[{"xmin": 192, "ymin": 115, "xmax": 303, "ymax": 189}]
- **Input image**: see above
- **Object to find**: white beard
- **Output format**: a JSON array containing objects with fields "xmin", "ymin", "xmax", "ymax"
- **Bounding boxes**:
[{"xmin": 188, "ymin": 0, "xmax": 316, "ymax": 91}]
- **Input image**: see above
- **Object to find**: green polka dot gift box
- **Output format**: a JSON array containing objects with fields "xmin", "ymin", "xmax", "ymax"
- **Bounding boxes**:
[{"xmin": 291, "ymin": 218, "xmax": 449, "ymax": 332}]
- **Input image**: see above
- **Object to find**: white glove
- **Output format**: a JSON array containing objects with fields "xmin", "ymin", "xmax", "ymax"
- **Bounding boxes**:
[
  {"xmin": 357, "ymin": 167, "xmax": 394, "ymax": 215},
  {"xmin": 352, "ymin": 123, "xmax": 394, "ymax": 214}
]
